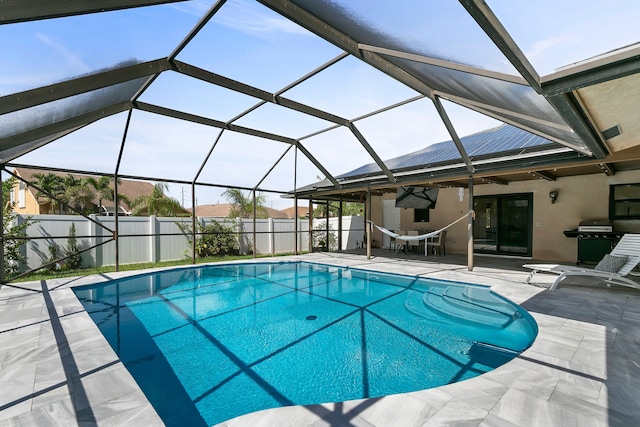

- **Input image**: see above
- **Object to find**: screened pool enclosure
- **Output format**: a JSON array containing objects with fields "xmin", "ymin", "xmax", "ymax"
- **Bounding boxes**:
[{"xmin": 2, "ymin": 0, "xmax": 640, "ymax": 281}]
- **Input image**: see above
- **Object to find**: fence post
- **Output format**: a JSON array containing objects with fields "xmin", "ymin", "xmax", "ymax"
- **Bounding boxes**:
[
  {"xmin": 269, "ymin": 217, "xmax": 274, "ymax": 255},
  {"xmin": 236, "ymin": 217, "xmax": 244, "ymax": 255},
  {"xmin": 89, "ymin": 214, "xmax": 97, "ymax": 267},
  {"xmin": 14, "ymin": 214, "xmax": 26, "ymax": 272},
  {"xmin": 149, "ymin": 215, "xmax": 157, "ymax": 263}
]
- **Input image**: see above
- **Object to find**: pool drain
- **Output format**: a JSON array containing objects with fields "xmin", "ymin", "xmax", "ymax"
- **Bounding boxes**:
[{"xmin": 306, "ymin": 315, "xmax": 318, "ymax": 320}]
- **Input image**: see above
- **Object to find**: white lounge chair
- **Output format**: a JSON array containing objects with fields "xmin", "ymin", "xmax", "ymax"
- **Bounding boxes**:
[{"xmin": 523, "ymin": 233, "xmax": 640, "ymax": 291}]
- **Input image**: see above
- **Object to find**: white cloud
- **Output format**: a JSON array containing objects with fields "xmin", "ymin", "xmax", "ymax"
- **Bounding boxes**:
[
  {"xmin": 216, "ymin": 0, "xmax": 311, "ymax": 36},
  {"xmin": 169, "ymin": 0, "xmax": 212, "ymax": 17},
  {"xmin": 36, "ymin": 32, "xmax": 91, "ymax": 74}
]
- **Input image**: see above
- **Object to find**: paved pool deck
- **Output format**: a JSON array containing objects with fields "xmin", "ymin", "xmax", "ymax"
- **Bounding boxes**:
[{"xmin": 1, "ymin": 251, "xmax": 639, "ymax": 426}]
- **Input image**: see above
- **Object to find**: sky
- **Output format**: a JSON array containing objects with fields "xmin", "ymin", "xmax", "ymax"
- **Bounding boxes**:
[{"xmin": 3, "ymin": 0, "xmax": 640, "ymax": 210}]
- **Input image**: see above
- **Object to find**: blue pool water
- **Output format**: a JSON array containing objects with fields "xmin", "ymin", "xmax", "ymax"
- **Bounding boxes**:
[{"xmin": 73, "ymin": 261, "xmax": 537, "ymax": 426}]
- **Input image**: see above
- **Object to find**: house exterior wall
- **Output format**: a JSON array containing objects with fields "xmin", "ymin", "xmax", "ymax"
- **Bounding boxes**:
[
  {"xmin": 371, "ymin": 170, "xmax": 640, "ymax": 263},
  {"xmin": 11, "ymin": 181, "xmax": 43, "ymax": 215}
]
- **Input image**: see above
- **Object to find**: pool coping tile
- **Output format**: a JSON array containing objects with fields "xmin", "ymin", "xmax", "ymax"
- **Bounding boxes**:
[{"xmin": 1, "ymin": 252, "xmax": 639, "ymax": 427}]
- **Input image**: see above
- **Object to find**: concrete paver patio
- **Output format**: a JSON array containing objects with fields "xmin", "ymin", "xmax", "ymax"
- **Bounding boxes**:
[{"xmin": 1, "ymin": 251, "xmax": 639, "ymax": 426}]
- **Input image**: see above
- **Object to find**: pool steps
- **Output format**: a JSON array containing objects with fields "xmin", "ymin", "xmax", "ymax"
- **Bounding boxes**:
[{"xmin": 421, "ymin": 286, "xmax": 518, "ymax": 328}]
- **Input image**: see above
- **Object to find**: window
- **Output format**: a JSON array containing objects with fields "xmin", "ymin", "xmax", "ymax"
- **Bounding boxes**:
[
  {"xmin": 610, "ymin": 184, "xmax": 640, "ymax": 219},
  {"xmin": 414, "ymin": 208, "xmax": 430, "ymax": 222},
  {"xmin": 18, "ymin": 180, "xmax": 26, "ymax": 208}
]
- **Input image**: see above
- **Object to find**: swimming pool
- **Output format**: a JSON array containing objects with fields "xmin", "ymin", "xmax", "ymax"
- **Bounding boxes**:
[{"xmin": 73, "ymin": 261, "xmax": 537, "ymax": 426}]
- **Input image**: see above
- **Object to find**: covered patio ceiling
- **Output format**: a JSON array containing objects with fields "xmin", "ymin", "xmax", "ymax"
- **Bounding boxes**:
[{"xmin": 2, "ymin": 0, "xmax": 640, "ymax": 205}]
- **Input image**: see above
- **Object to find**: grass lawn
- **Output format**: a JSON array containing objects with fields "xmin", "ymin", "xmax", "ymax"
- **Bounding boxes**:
[{"xmin": 9, "ymin": 252, "xmax": 302, "ymax": 283}]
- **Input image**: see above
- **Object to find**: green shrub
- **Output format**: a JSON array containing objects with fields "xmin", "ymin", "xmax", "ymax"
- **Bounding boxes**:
[
  {"xmin": 178, "ymin": 220, "xmax": 239, "ymax": 258},
  {"xmin": 45, "ymin": 244, "xmax": 62, "ymax": 273},
  {"xmin": 3, "ymin": 208, "xmax": 37, "ymax": 279},
  {"xmin": 312, "ymin": 221, "xmax": 337, "ymax": 251},
  {"xmin": 65, "ymin": 223, "xmax": 82, "ymax": 270}
]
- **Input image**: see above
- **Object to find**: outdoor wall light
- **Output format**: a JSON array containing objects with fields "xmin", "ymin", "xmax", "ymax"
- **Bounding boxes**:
[{"xmin": 549, "ymin": 190, "xmax": 558, "ymax": 204}]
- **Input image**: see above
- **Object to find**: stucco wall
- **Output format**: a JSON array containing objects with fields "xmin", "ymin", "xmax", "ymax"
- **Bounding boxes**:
[
  {"xmin": 11, "ymin": 184, "xmax": 42, "ymax": 215},
  {"xmin": 372, "ymin": 170, "xmax": 640, "ymax": 263}
]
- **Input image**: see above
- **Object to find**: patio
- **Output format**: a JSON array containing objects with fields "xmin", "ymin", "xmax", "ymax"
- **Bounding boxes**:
[{"xmin": 1, "ymin": 252, "xmax": 639, "ymax": 426}]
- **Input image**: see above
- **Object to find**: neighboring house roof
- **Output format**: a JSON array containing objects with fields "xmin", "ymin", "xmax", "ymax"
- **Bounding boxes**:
[
  {"xmin": 281, "ymin": 206, "xmax": 310, "ymax": 218},
  {"xmin": 188, "ymin": 204, "xmax": 288, "ymax": 219},
  {"xmin": 13, "ymin": 167, "xmax": 156, "ymax": 209},
  {"xmin": 339, "ymin": 124, "xmax": 553, "ymax": 178}
]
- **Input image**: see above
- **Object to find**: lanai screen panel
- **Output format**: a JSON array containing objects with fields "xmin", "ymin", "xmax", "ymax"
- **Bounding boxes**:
[
  {"xmin": 118, "ymin": 110, "xmax": 225, "ymax": 182},
  {"xmin": 0, "ymin": 78, "xmax": 147, "ymax": 149},
  {"xmin": 0, "ymin": 1, "xmax": 215, "ymax": 95},
  {"xmin": 488, "ymin": 0, "xmax": 640, "ymax": 77},
  {"xmin": 232, "ymin": 103, "xmax": 334, "ymax": 139},
  {"xmin": 13, "ymin": 113, "xmax": 130, "ymax": 173},
  {"xmin": 383, "ymin": 57, "xmax": 587, "ymax": 152},
  {"xmin": 338, "ymin": 125, "xmax": 558, "ymax": 179},
  {"xmin": 176, "ymin": 0, "xmax": 343, "ymax": 93},
  {"xmin": 197, "ymin": 131, "xmax": 298, "ymax": 191},
  {"xmin": 0, "ymin": 128, "xmax": 80, "ymax": 164},
  {"xmin": 284, "ymin": 55, "xmax": 420, "ymax": 121},
  {"xmin": 351, "ymin": 97, "xmax": 448, "ymax": 163},
  {"xmin": 285, "ymin": 0, "xmax": 590, "ymax": 156},
  {"xmin": 301, "ymin": 126, "xmax": 378, "ymax": 179},
  {"xmin": 136, "ymin": 71, "xmax": 265, "ymax": 123},
  {"xmin": 289, "ymin": 0, "xmax": 518, "ymax": 74}
]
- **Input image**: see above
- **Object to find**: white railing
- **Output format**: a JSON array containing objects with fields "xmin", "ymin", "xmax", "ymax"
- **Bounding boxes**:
[{"xmin": 14, "ymin": 214, "xmax": 364, "ymax": 270}]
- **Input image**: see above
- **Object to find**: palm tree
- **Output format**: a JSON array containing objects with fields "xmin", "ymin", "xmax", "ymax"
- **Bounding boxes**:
[
  {"xmin": 84, "ymin": 176, "xmax": 131, "ymax": 215},
  {"xmin": 313, "ymin": 201, "xmax": 363, "ymax": 218},
  {"xmin": 60, "ymin": 174, "xmax": 95, "ymax": 215},
  {"xmin": 129, "ymin": 182, "xmax": 183, "ymax": 217},
  {"xmin": 31, "ymin": 173, "xmax": 65, "ymax": 214},
  {"xmin": 85, "ymin": 176, "xmax": 112, "ymax": 214},
  {"xmin": 222, "ymin": 188, "xmax": 268, "ymax": 218}
]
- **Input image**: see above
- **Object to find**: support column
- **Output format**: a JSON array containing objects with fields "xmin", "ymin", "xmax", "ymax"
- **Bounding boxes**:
[
  {"xmin": 252, "ymin": 190, "xmax": 257, "ymax": 258},
  {"xmin": 308, "ymin": 199, "xmax": 313, "ymax": 252},
  {"xmin": 366, "ymin": 187, "xmax": 371, "ymax": 260},
  {"xmin": 114, "ymin": 175, "xmax": 120, "ymax": 271},
  {"xmin": 325, "ymin": 202, "xmax": 329, "ymax": 252},
  {"xmin": 468, "ymin": 176, "xmax": 474, "ymax": 271},
  {"xmin": 191, "ymin": 183, "xmax": 197, "ymax": 264},
  {"xmin": 294, "ymin": 196, "xmax": 299, "ymax": 255},
  {"xmin": 338, "ymin": 200, "xmax": 343, "ymax": 251},
  {"xmin": 114, "ymin": 110, "xmax": 133, "ymax": 272}
]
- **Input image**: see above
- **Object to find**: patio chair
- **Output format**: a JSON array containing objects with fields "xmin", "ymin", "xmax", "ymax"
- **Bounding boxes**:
[
  {"xmin": 396, "ymin": 230, "xmax": 407, "ymax": 253},
  {"xmin": 407, "ymin": 230, "xmax": 420, "ymax": 254},
  {"xmin": 425, "ymin": 230, "xmax": 447, "ymax": 256},
  {"xmin": 523, "ymin": 233, "xmax": 640, "ymax": 291},
  {"xmin": 388, "ymin": 230, "xmax": 397, "ymax": 252}
]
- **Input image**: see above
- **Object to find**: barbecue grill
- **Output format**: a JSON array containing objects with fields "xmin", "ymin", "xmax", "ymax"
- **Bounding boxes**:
[{"xmin": 564, "ymin": 220, "xmax": 623, "ymax": 264}]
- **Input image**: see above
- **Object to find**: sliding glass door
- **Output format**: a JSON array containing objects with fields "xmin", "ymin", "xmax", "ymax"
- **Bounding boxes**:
[{"xmin": 473, "ymin": 194, "xmax": 532, "ymax": 256}]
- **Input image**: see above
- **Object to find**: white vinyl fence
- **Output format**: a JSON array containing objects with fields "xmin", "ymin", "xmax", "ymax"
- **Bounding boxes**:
[{"xmin": 14, "ymin": 214, "xmax": 364, "ymax": 271}]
